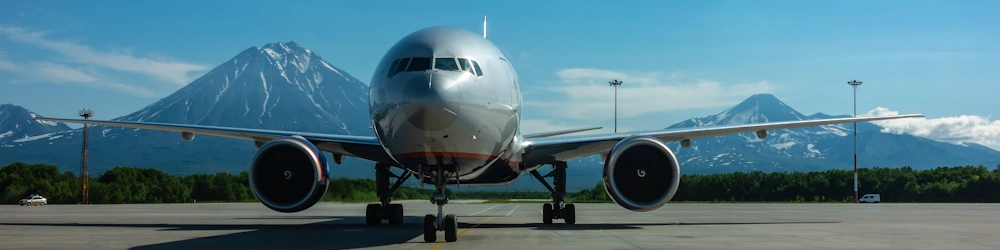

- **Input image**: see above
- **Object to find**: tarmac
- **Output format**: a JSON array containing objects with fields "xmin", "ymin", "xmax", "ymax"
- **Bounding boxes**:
[{"xmin": 1, "ymin": 202, "xmax": 997, "ymax": 249}]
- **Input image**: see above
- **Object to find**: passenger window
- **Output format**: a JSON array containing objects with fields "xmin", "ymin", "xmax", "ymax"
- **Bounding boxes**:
[
  {"xmin": 407, "ymin": 57, "xmax": 431, "ymax": 71},
  {"xmin": 458, "ymin": 58, "xmax": 474, "ymax": 75},
  {"xmin": 434, "ymin": 58, "xmax": 460, "ymax": 71},
  {"xmin": 472, "ymin": 60, "xmax": 484, "ymax": 77},
  {"xmin": 387, "ymin": 59, "xmax": 401, "ymax": 77},
  {"xmin": 392, "ymin": 58, "xmax": 410, "ymax": 76}
]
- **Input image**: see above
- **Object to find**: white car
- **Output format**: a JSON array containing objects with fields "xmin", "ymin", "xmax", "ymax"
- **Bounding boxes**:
[
  {"xmin": 859, "ymin": 194, "xmax": 880, "ymax": 203},
  {"xmin": 19, "ymin": 194, "xmax": 47, "ymax": 206}
]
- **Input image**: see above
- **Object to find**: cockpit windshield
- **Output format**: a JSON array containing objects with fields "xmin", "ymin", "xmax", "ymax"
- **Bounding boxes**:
[
  {"xmin": 387, "ymin": 57, "xmax": 483, "ymax": 77},
  {"xmin": 434, "ymin": 58, "xmax": 460, "ymax": 71},
  {"xmin": 458, "ymin": 58, "xmax": 474, "ymax": 75},
  {"xmin": 407, "ymin": 57, "xmax": 431, "ymax": 71},
  {"xmin": 390, "ymin": 58, "xmax": 409, "ymax": 76}
]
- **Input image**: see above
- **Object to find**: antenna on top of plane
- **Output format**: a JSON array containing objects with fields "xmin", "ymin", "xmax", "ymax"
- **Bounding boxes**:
[{"xmin": 483, "ymin": 15, "xmax": 487, "ymax": 38}]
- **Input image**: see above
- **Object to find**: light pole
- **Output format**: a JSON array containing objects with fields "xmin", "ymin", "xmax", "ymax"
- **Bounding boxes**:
[
  {"xmin": 609, "ymin": 79, "xmax": 623, "ymax": 133},
  {"xmin": 847, "ymin": 80, "xmax": 862, "ymax": 203},
  {"xmin": 79, "ymin": 109, "xmax": 93, "ymax": 204}
]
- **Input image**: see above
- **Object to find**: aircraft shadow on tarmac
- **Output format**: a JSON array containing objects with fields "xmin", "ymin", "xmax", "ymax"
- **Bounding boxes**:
[
  {"xmin": 458, "ymin": 221, "xmax": 841, "ymax": 230},
  {"xmin": 2, "ymin": 216, "xmax": 426, "ymax": 249},
  {"xmin": 0, "ymin": 217, "xmax": 841, "ymax": 249}
]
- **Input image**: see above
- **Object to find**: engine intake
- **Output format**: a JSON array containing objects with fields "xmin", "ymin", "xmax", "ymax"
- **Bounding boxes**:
[
  {"xmin": 603, "ymin": 136, "xmax": 681, "ymax": 212},
  {"xmin": 249, "ymin": 136, "xmax": 329, "ymax": 213}
]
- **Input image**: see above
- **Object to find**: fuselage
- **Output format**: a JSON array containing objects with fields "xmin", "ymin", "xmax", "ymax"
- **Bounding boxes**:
[{"xmin": 368, "ymin": 27, "xmax": 524, "ymax": 184}]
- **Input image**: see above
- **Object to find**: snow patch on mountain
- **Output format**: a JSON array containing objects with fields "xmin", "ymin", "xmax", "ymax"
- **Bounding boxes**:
[
  {"xmin": 771, "ymin": 142, "xmax": 795, "ymax": 150},
  {"xmin": 14, "ymin": 132, "xmax": 54, "ymax": 142}
]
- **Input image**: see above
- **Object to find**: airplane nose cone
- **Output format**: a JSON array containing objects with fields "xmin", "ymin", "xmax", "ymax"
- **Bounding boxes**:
[{"xmin": 403, "ymin": 73, "xmax": 462, "ymax": 131}]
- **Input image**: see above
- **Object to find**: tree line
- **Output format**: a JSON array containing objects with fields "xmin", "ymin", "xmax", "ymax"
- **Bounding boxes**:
[
  {"xmin": 2, "ymin": 162, "xmax": 999, "ymax": 204},
  {"xmin": 575, "ymin": 165, "xmax": 1000, "ymax": 203}
]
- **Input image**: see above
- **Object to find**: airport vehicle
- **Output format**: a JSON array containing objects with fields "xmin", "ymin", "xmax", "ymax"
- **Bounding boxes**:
[
  {"xmin": 19, "ymin": 194, "xmax": 47, "ymax": 206},
  {"xmin": 860, "ymin": 194, "xmax": 881, "ymax": 203},
  {"xmin": 37, "ymin": 25, "xmax": 922, "ymax": 242}
]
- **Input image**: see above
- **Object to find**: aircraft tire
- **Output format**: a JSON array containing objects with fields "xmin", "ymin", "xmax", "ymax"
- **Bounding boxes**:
[
  {"xmin": 365, "ymin": 204, "xmax": 382, "ymax": 225},
  {"xmin": 423, "ymin": 214, "xmax": 437, "ymax": 243},
  {"xmin": 388, "ymin": 204, "xmax": 404, "ymax": 224},
  {"xmin": 564, "ymin": 204, "xmax": 576, "ymax": 224},
  {"xmin": 444, "ymin": 214, "xmax": 458, "ymax": 242},
  {"xmin": 542, "ymin": 203, "xmax": 553, "ymax": 224}
]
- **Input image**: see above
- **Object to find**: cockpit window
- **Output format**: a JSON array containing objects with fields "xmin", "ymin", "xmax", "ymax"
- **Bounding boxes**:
[
  {"xmin": 458, "ymin": 58, "xmax": 474, "ymax": 75},
  {"xmin": 387, "ymin": 59, "xmax": 401, "ymax": 77},
  {"xmin": 434, "ymin": 58, "xmax": 460, "ymax": 71},
  {"xmin": 471, "ymin": 60, "xmax": 484, "ymax": 77},
  {"xmin": 391, "ymin": 58, "xmax": 410, "ymax": 76},
  {"xmin": 407, "ymin": 57, "xmax": 431, "ymax": 71}
]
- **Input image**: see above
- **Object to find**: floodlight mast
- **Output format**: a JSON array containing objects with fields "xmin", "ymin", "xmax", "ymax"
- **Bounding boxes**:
[
  {"xmin": 79, "ymin": 109, "xmax": 93, "ymax": 204},
  {"xmin": 609, "ymin": 79, "xmax": 623, "ymax": 133},
  {"xmin": 847, "ymin": 80, "xmax": 862, "ymax": 203}
]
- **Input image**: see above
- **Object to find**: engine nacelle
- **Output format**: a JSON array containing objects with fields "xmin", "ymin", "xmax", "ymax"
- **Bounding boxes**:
[
  {"xmin": 181, "ymin": 131, "xmax": 195, "ymax": 141},
  {"xmin": 603, "ymin": 136, "xmax": 681, "ymax": 212},
  {"xmin": 249, "ymin": 136, "xmax": 329, "ymax": 213}
]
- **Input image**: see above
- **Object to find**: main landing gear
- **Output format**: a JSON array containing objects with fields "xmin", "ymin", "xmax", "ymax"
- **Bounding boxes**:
[
  {"xmin": 530, "ymin": 161, "xmax": 576, "ymax": 224},
  {"xmin": 366, "ymin": 163, "xmax": 412, "ymax": 225},
  {"xmin": 423, "ymin": 165, "xmax": 458, "ymax": 243}
]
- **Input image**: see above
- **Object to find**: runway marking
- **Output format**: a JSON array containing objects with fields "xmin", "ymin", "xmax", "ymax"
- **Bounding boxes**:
[
  {"xmin": 469, "ymin": 204, "xmax": 500, "ymax": 216},
  {"xmin": 504, "ymin": 205, "xmax": 519, "ymax": 217},
  {"xmin": 428, "ymin": 218, "xmax": 492, "ymax": 250}
]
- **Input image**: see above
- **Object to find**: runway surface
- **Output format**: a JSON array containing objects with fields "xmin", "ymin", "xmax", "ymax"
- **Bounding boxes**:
[{"xmin": 1, "ymin": 202, "xmax": 997, "ymax": 249}]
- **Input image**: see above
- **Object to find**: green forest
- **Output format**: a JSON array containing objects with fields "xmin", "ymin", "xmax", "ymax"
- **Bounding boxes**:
[{"xmin": 2, "ymin": 162, "xmax": 999, "ymax": 204}]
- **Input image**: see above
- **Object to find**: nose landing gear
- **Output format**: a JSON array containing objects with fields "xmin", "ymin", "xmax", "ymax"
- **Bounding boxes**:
[{"xmin": 423, "ymin": 165, "xmax": 459, "ymax": 243}]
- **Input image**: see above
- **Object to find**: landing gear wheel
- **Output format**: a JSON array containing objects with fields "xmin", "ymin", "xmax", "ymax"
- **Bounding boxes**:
[
  {"xmin": 387, "ymin": 204, "xmax": 404, "ymax": 224},
  {"xmin": 365, "ymin": 204, "xmax": 382, "ymax": 225},
  {"xmin": 542, "ymin": 203, "xmax": 553, "ymax": 224},
  {"xmin": 564, "ymin": 204, "xmax": 576, "ymax": 224},
  {"xmin": 444, "ymin": 214, "xmax": 458, "ymax": 242},
  {"xmin": 423, "ymin": 214, "xmax": 437, "ymax": 243}
]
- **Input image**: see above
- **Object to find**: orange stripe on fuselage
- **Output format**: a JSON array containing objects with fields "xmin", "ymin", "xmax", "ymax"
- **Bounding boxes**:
[{"xmin": 392, "ymin": 152, "xmax": 521, "ymax": 166}]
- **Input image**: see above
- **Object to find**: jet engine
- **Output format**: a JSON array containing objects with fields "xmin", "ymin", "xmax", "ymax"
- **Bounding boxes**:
[
  {"xmin": 602, "ymin": 136, "xmax": 681, "ymax": 212},
  {"xmin": 249, "ymin": 136, "xmax": 329, "ymax": 213}
]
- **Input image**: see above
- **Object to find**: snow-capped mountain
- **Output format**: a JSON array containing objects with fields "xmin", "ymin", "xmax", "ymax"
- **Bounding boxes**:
[
  {"xmin": 0, "ymin": 104, "xmax": 72, "ymax": 144},
  {"xmin": 0, "ymin": 41, "xmax": 375, "ymax": 175},
  {"xmin": 110, "ymin": 41, "xmax": 370, "ymax": 138},
  {"xmin": 662, "ymin": 94, "xmax": 1000, "ymax": 173}
]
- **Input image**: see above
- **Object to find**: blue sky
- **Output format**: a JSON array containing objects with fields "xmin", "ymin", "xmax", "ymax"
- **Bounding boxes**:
[{"xmin": 2, "ymin": 0, "xmax": 999, "ymax": 148}]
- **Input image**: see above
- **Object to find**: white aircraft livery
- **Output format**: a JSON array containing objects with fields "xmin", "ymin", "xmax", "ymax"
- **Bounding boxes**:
[{"xmin": 38, "ymin": 25, "xmax": 922, "ymax": 243}]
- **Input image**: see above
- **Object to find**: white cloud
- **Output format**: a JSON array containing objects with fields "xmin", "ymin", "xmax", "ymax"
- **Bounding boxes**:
[
  {"xmin": 0, "ymin": 25, "xmax": 209, "ymax": 86},
  {"xmin": 867, "ymin": 107, "xmax": 1000, "ymax": 150},
  {"xmin": 528, "ymin": 68, "xmax": 774, "ymax": 120},
  {"xmin": 0, "ymin": 59, "xmax": 157, "ymax": 97}
]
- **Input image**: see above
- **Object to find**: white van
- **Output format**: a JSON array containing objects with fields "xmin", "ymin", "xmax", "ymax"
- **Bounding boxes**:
[{"xmin": 859, "ymin": 194, "xmax": 880, "ymax": 203}]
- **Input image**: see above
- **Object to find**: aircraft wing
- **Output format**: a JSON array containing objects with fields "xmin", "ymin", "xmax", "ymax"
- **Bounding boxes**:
[
  {"xmin": 519, "ymin": 114, "xmax": 924, "ymax": 166},
  {"xmin": 523, "ymin": 126, "xmax": 603, "ymax": 138},
  {"xmin": 33, "ymin": 118, "xmax": 394, "ymax": 164}
]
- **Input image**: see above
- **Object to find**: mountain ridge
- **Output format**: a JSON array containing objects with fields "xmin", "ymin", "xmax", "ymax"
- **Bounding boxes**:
[{"xmin": 0, "ymin": 104, "xmax": 73, "ymax": 143}]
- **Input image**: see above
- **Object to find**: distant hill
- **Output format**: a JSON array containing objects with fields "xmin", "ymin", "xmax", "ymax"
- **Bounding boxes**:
[{"xmin": 0, "ymin": 104, "xmax": 72, "ymax": 144}]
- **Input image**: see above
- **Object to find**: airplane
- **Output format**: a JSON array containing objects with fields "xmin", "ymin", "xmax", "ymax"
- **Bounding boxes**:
[{"xmin": 37, "ymin": 25, "xmax": 922, "ymax": 243}]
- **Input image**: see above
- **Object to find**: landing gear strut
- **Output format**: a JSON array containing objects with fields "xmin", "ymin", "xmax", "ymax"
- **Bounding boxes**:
[
  {"xmin": 530, "ymin": 161, "xmax": 576, "ymax": 224},
  {"xmin": 366, "ymin": 163, "xmax": 412, "ymax": 225},
  {"xmin": 423, "ymin": 165, "xmax": 459, "ymax": 243}
]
